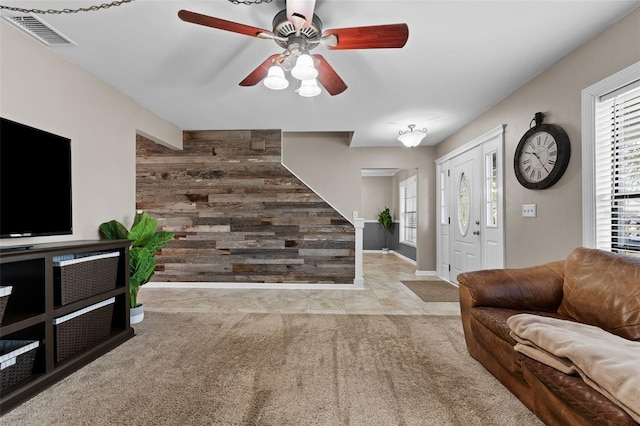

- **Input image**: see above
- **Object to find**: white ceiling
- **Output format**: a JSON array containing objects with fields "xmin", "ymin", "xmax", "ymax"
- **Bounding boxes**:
[{"xmin": 2, "ymin": 0, "xmax": 639, "ymax": 147}]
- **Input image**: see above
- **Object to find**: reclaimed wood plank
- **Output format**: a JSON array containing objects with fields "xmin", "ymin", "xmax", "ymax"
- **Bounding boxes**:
[{"xmin": 137, "ymin": 130, "xmax": 355, "ymax": 286}]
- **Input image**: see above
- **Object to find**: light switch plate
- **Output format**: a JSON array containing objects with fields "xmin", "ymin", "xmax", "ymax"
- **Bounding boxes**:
[{"xmin": 522, "ymin": 204, "xmax": 537, "ymax": 218}]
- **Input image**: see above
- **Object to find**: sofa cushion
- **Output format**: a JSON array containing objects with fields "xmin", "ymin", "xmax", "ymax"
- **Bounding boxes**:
[
  {"xmin": 519, "ymin": 355, "xmax": 637, "ymax": 426},
  {"xmin": 470, "ymin": 310, "xmax": 522, "ymax": 375},
  {"xmin": 558, "ymin": 247, "xmax": 640, "ymax": 340},
  {"xmin": 470, "ymin": 308, "xmax": 567, "ymax": 375},
  {"xmin": 520, "ymin": 355, "xmax": 638, "ymax": 426},
  {"xmin": 457, "ymin": 261, "xmax": 564, "ymax": 311}
]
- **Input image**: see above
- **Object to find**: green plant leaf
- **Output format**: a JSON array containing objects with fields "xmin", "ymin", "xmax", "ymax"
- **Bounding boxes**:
[
  {"xmin": 130, "ymin": 247, "xmax": 157, "ymax": 288},
  {"xmin": 98, "ymin": 220, "xmax": 129, "ymax": 240},
  {"xmin": 132, "ymin": 211, "xmax": 145, "ymax": 229},
  {"xmin": 378, "ymin": 207, "xmax": 393, "ymax": 229},
  {"xmin": 130, "ymin": 287, "xmax": 139, "ymax": 309},
  {"xmin": 146, "ymin": 231, "xmax": 175, "ymax": 253},
  {"xmin": 128, "ymin": 212, "xmax": 158, "ymax": 247},
  {"xmin": 98, "ymin": 211, "xmax": 174, "ymax": 311}
]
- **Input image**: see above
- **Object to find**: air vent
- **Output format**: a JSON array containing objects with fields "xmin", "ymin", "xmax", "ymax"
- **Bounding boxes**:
[{"xmin": 3, "ymin": 14, "xmax": 76, "ymax": 46}]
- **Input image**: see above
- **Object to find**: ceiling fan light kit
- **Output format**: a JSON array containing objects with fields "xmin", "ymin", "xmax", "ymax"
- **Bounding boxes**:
[
  {"xmin": 177, "ymin": 1, "xmax": 409, "ymax": 97},
  {"xmin": 398, "ymin": 124, "xmax": 427, "ymax": 147},
  {"xmin": 263, "ymin": 65, "xmax": 289, "ymax": 90},
  {"xmin": 290, "ymin": 53, "xmax": 318, "ymax": 80},
  {"xmin": 262, "ymin": 52, "xmax": 321, "ymax": 97},
  {"xmin": 297, "ymin": 78, "xmax": 321, "ymax": 97}
]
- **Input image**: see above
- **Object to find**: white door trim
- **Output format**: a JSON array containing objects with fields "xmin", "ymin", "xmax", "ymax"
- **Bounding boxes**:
[
  {"xmin": 436, "ymin": 125, "xmax": 505, "ymax": 164},
  {"xmin": 581, "ymin": 61, "xmax": 640, "ymax": 247}
]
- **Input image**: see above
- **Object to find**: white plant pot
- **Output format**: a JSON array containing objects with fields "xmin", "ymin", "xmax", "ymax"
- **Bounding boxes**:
[
  {"xmin": 130, "ymin": 304, "xmax": 144, "ymax": 325},
  {"xmin": 382, "ymin": 248, "xmax": 390, "ymax": 254}
]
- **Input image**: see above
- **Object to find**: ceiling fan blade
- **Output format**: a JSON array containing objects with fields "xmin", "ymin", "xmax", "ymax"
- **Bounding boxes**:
[
  {"xmin": 286, "ymin": 0, "xmax": 316, "ymax": 29},
  {"xmin": 178, "ymin": 10, "xmax": 273, "ymax": 39},
  {"xmin": 313, "ymin": 55, "xmax": 347, "ymax": 96},
  {"xmin": 322, "ymin": 23, "xmax": 409, "ymax": 50},
  {"xmin": 239, "ymin": 54, "xmax": 281, "ymax": 87}
]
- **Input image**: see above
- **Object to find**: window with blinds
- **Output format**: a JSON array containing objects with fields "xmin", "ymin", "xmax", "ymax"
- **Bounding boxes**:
[
  {"xmin": 594, "ymin": 81, "xmax": 640, "ymax": 257},
  {"xmin": 399, "ymin": 175, "xmax": 417, "ymax": 245}
]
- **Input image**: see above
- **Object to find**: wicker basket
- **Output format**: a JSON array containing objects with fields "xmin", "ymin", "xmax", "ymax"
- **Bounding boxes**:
[
  {"xmin": 0, "ymin": 286, "xmax": 12, "ymax": 324},
  {"xmin": 0, "ymin": 340, "xmax": 39, "ymax": 391},
  {"xmin": 54, "ymin": 251, "xmax": 120, "ymax": 305},
  {"xmin": 53, "ymin": 297, "xmax": 115, "ymax": 363}
]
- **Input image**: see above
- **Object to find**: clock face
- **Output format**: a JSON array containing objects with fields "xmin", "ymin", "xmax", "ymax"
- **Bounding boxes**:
[
  {"xmin": 517, "ymin": 131, "xmax": 557, "ymax": 183},
  {"xmin": 514, "ymin": 123, "xmax": 571, "ymax": 190}
]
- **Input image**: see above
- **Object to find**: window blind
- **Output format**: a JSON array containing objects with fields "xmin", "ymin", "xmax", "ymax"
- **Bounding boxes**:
[
  {"xmin": 595, "ymin": 83, "xmax": 640, "ymax": 256},
  {"xmin": 400, "ymin": 176, "xmax": 417, "ymax": 245}
]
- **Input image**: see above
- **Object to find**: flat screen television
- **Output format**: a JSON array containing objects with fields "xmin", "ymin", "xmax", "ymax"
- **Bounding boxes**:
[{"xmin": 1, "ymin": 117, "xmax": 72, "ymax": 238}]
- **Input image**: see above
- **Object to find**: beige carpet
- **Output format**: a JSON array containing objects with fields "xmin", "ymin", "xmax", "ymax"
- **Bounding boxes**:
[
  {"xmin": 1, "ymin": 311, "xmax": 541, "ymax": 425},
  {"xmin": 402, "ymin": 280, "xmax": 460, "ymax": 302}
]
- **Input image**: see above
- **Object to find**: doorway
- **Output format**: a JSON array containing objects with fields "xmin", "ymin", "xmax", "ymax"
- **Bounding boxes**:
[
  {"xmin": 436, "ymin": 126, "xmax": 505, "ymax": 283},
  {"xmin": 360, "ymin": 168, "xmax": 418, "ymax": 263}
]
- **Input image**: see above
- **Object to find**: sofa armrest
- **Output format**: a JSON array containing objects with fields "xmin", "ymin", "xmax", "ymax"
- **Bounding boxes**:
[{"xmin": 458, "ymin": 260, "xmax": 565, "ymax": 311}]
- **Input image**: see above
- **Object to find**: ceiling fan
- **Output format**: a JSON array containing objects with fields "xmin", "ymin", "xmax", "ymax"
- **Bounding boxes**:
[{"xmin": 177, "ymin": 0, "xmax": 409, "ymax": 96}]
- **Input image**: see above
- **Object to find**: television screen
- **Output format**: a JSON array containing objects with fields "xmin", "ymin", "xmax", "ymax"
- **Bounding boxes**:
[{"xmin": 0, "ymin": 117, "xmax": 72, "ymax": 238}]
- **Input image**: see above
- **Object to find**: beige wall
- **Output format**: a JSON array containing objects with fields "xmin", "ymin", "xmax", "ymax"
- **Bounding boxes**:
[
  {"xmin": 4, "ymin": 7, "xmax": 638, "ymax": 272},
  {"xmin": 435, "ymin": 8, "xmax": 640, "ymax": 268},
  {"xmin": 283, "ymin": 132, "xmax": 437, "ymax": 271},
  {"xmin": 0, "ymin": 21, "xmax": 182, "ymax": 248},
  {"xmin": 361, "ymin": 176, "xmax": 394, "ymax": 221},
  {"xmin": 360, "ymin": 169, "xmax": 417, "ymax": 226}
]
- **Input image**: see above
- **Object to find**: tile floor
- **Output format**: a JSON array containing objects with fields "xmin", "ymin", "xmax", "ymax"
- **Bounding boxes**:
[{"xmin": 140, "ymin": 253, "xmax": 461, "ymax": 316}]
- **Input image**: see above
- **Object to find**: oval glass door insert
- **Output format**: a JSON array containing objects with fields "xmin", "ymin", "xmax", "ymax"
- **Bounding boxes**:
[{"xmin": 457, "ymin": 172, "xmax": 470, "ymax": 235}]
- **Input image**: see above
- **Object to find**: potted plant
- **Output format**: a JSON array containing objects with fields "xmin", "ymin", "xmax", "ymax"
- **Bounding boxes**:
[
  {"xmin": 99, "ymin": 211, "xmax": 174, "ymax": 324},
  {"xmin": 378, "ymin": 207, "xmax": 393, "ymax": 254}
]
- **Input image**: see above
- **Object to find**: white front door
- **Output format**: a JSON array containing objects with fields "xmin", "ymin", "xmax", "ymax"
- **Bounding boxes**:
[
  {"xmin": 436, "ymin": 126, "xmax": 505, "ymax": 283},
  {"xmin": 450, "ymin": 146, "xmax": 482, "ymax": 283}
]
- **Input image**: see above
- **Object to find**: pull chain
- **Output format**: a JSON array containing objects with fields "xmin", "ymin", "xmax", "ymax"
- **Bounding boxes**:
[
  {"xmin": 0, "ymin": 0, "xmax": 134, "ymax": 15},
  {"xmin": 227, "ymin": 0, "xmax": 273, "ymax": 4}
]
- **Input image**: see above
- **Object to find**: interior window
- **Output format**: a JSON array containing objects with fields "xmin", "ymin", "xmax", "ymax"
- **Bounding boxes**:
[
  {"xmin": 399, "ymin": 175, "xmax": 417, "ymax": 245},
  {"xmin": 593, "ymin": 80, "xmax": 640, "ymax": 257}
]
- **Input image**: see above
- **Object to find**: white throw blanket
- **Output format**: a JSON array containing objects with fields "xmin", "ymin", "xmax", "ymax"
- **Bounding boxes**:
[{"xmin": 507, "ymin": 314, "xmax": 640, "ymax": 423}]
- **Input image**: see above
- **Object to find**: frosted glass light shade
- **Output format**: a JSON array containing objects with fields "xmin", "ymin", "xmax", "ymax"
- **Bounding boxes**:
[
  {"xmin": 264, "ymin": 66, "xmax": 289, "ymax": 90},
  {"xmin": 397, "ymin": 126, "xmax": 426, "ymax": 147},
  {"xmin": 291, "ymin": 54, "xmax": 318, "ymax": 80},
  {"xmin": 297, "ymin": 79, "xmax": 321, "ymax": 97}
]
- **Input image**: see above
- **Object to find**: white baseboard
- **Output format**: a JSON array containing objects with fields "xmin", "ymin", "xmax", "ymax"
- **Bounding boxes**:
[
  {"xmin": 363, "ymin": 249, "xmax": 417, "ymax": 265},
  {"xmin": 391, "ymin": 251, "xmax": 416, "ymax": 265},
  {"xmin": 145, "ymin": 282, "xmax": 364, "ymax": 290}
]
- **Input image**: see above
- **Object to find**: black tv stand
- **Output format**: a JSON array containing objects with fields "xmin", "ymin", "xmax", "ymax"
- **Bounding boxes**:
[
  {"xmin": 0, "ymin": 245, "xmax": 34, "ymax": 253},
  {"xmin": 0, "ymin": 240, "xmax": 133, "ymax": 413}
]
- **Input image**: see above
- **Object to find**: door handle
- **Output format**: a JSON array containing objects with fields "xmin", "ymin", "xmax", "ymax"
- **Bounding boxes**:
[{"xmin": 473, "ymin": 230, "xmax": 480, "ymax": 235}]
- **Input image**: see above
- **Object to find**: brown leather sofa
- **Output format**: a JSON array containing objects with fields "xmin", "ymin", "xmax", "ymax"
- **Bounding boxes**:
[{"xmin": 458, "ymin": 247, "xmax": 640, "ymax": 426}]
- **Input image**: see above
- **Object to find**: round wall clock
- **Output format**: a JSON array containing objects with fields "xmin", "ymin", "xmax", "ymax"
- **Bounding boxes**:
[{"xmin": 514, "ymin": 112, "xmax": 571, "ymax": 190}]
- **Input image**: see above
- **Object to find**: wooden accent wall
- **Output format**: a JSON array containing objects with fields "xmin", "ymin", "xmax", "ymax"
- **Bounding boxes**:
[{"xmin": 136, "ymin": 130, "xmax": 355, "ymax": 285}]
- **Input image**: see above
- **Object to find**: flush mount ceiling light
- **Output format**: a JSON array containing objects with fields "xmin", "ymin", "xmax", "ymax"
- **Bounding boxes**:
[{"xmin": 397, "ymin": 124, "xmax": 427, "ymax": 147}]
